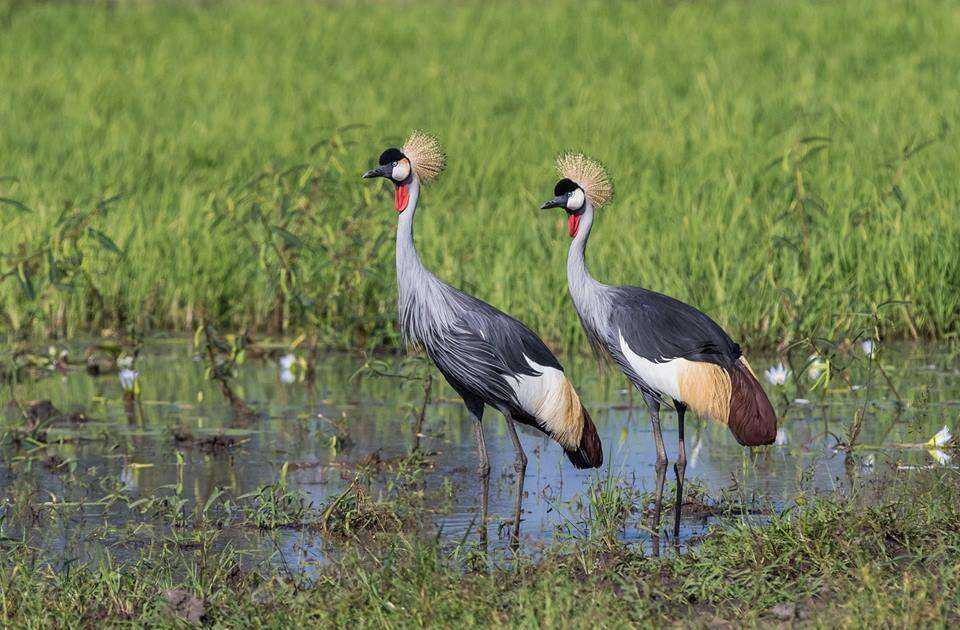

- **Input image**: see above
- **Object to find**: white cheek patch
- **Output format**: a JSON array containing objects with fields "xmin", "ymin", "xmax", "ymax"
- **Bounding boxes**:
[
  {"xmin": 392, "ymin": 159, "xmax": 411, "ymax": 181},
  {"xmin": 566, "ymin": 188, "xmax": 585, "ymax": 211}
]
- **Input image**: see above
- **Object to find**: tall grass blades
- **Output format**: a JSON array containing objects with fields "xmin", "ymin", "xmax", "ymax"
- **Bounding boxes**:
[{"xmin": 1, "ymin": 0, "xmax": 958, "ymax": 349}]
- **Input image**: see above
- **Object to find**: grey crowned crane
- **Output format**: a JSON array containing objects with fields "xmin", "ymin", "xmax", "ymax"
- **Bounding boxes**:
[
  {"xmin": 362, "ymin": 132, "xmax": 602, "ymax": 543},
  {"xmin": 539, "ymin": 154, "xmax": 776, "ymax": 544}
]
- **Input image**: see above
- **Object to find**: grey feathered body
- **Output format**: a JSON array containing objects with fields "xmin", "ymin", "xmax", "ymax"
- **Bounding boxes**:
[
  {"xmin": 395, "ymin": 179, "xmax": 560, "ymax": 417},
  {"xmin": 392, "ymin": 177, "xmax": 602, "ymax": 466},
  {"xmin": 565, "ymin": 202, "xmax": 776, "ymax": 446},
  {"xmin": 566, "ymin": 204, "xmax": 741, "ymax": 394}
]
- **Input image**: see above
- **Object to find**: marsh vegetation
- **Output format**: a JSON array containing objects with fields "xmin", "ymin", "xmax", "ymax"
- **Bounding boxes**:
[
  {"xmin": 2, "ymin": 0, "xmax": 960, "ymax": 626},
  {"xmin": 2, "ymin": 339, "xmax": 959, "ymax": 625},
  {"xmin": 2, "ymin": 0, "xmax": 959, "ymax": 349}
]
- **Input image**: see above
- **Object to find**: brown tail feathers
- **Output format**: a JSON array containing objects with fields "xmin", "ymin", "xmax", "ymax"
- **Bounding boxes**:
[
  {"xmin": 565, "ymin": 408, "xmax": 603, "ymax": 469},
  {"xmin": 727, "ymin": 359, "xmax": 777, "ymax": 446}
]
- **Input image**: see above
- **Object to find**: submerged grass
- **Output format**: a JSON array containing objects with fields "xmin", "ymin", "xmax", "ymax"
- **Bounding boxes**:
[
  {"xmin": 1, "ymin": 471, "xmax": 958, "ymax": 626},
  {"xmin": 2, "ymin": 0, "xmax": 960, "ymax": 349}
]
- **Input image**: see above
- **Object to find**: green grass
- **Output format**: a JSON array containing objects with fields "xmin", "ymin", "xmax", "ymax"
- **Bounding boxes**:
[
  {"xmin": 2, "ymin": 470, "xmax": 958, "ymax": 627},
  {"xmin": 2, "ymin": 0, "xmax": 960, "ymax": 350}
]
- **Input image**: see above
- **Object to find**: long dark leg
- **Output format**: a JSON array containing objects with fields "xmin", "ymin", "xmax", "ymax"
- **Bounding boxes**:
[
  {"xmin": 645, "ymin": 393, "xmax": 667, "ymax": 557},
  {"xmin": 464, "ymin": 397, "xmax": 489, "ymax": 546},
  {"xmin": 672, "ymin": 401, "xmax": 687, "ymax": 541},
  {"xmin": 503, "ymin": 410, "xmax": 528, "ymax": 548}
]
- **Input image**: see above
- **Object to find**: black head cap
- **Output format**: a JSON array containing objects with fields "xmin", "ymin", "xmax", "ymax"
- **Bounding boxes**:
[
  {"xmin": 554, "ymin": 178, "xmax": 579, "ymax": 196},
  {"xmin": 379, "ymin": 148, "xmax": 405, "ymax": 166}
]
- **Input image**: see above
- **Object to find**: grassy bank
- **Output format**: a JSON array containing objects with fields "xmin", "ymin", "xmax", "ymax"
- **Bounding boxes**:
[
  {"xmin": 1, "ymin": 469, "xmax": 958, "ymax": 626},
  {"xmin": 2, "ymin": 0, "xmax": 959, "ymax": 349}
]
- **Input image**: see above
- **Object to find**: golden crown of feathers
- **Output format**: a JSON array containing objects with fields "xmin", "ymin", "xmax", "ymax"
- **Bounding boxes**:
[
  {"xmin": 402, "ymin": 130, "xmax": 446, "ymax": 182},
  {"xmin": 556, "ymin": 153, "xmax": 614, "ymax": 208}
]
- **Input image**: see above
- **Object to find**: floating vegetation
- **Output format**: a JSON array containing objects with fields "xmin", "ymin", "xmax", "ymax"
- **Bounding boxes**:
[{"xmin": 170, "ymin": 426, "xmax": 253, "ymax": 454}]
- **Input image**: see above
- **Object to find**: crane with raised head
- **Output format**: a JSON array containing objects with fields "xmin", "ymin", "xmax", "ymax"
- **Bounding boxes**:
[
  {"xmin": 362, "ymin": 133, "xmax": 603, "ymax": 544},
  {"xmin": 539, "ymin": 153, "xmax": 776, "ymax": 544}
]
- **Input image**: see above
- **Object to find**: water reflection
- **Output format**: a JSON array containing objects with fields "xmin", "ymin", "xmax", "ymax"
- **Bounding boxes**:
[{"xmin": 2, "ymin": 340, "xmax": 958, "ymax": 566}]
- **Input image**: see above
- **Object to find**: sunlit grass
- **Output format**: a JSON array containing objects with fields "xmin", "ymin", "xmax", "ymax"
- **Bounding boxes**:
[{"xmin": 1, "ymin": 0, "xmax": 959, "ymax": 351}]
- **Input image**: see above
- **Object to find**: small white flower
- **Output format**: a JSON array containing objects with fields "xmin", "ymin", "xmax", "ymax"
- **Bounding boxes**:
[
  {"xmin": 117, "ymin": 355, "xmax": 135, "ymax": 369},
  {"xmin": 929, "ymin": 426, "xmax": 953, "ymax": 448},
  {"xmin": 794, "ymin": 398, "xmax": 810, "ymax": 405},
  {"xmin": 929, "ymin": 449, "xmax": 952, "ymax": 466},
  {"xmin": 861, "ymin": 339, "xmax": 876, "ymax": 357},
  {"xmin": 764, "ymin": 363, "xmax": 789, "ymax": 386},
  {"xmin": 119, "ymin": 369, "xmax": 139, "ymax": 392},
  {"xmin": 280, "ymin": 369, "xmax": 296, "ymax": 384},
  {"xmin": 775, "ymin": 428, "xmax": 788, "ymax": 445},
  {"xmin": 279, "ymin": 353, "xmax": 296, "ymax": 370}
]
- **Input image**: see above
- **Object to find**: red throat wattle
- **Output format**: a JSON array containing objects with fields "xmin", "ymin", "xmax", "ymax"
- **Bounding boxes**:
[
  {"xmin": 394, "ymin": 184, "xmax": 410, "ymax": 213},
  {"xmin": 568, "ymin": 213, "xmax": 581, "ymax": 238}
]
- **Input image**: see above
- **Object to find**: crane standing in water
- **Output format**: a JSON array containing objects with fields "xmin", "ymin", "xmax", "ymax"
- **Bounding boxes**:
[
  {"xmin": 539, "ymin": 154, "xmax": 776, "ymax": 544},
  {"xmin": 362, "ymin": 132, "xmax": 603, "ymax": 544}
]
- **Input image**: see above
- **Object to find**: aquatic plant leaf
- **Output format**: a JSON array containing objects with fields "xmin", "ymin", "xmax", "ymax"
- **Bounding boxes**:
[
  {"xmin": 95, "ymin": 194, "xmax": 124, "ymax": 212},
  {"xmin": 16, "ymin": 263, "xmax": 34, "ymax": 300},
  {"xmin": 0, "ymin": 197, "xmax": 31, "ymax": 213},
  {"xmin": 271, "ymin": 225, "xmax": 304, "ymax": 249},
  {"xmin": 87, "ymin": 228, "xmax": 122, "ymax": 255}
]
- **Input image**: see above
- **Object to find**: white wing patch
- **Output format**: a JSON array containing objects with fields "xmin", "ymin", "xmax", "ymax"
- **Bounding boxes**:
[
  {"xmin": 504, "ymin": 355, "xmax": 581, "ymax": 449},
  {"xmin": 618, "ymin": 330, "xmax": 684, "ymax": 401}
]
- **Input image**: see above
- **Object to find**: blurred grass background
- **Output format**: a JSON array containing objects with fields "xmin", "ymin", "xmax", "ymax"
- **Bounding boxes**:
[{"xmin": 1, "ymin": 0, "xmax": 958, "ymax": 350}]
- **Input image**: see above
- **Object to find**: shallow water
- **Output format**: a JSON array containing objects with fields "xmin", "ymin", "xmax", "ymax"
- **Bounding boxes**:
[{"xmin": 2, "ymin": 339, "xmax": 958, "ymax": 569}]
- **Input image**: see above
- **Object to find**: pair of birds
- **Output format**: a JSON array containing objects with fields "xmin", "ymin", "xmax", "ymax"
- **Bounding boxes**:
[{"xmin": 363, "ymin": 131, "xmax": 777, "ymax": 546}]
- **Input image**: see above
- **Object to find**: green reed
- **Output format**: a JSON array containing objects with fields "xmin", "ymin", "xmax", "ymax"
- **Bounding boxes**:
[{"xmin": 1, "ymin": 0, "xmax": 959, "ymax": 352}]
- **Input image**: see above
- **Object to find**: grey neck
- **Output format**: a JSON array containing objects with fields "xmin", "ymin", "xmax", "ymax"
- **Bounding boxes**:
[
  {"xmin": 394, "ymin": 175, "xmax": 455, "ymax": 347},
  {"xmin": 395, "ymin": 174, "xmax": 424, "ymax": 282},
  {"xmin": 566, "ymin": 202, "xmax": 610, "ymax": 332}
]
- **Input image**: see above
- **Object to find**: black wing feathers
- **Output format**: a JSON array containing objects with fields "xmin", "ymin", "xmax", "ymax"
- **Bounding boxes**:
[
  {"xmin": 611, "ymin": 286, "xmax": 740, "ymax": 368},
  {"xmin": 424, "ymin": 290, "xmax": 564, "ymax": 411},
  {"xmin": 454, "ymin": 292, "xmax": 563, "ymax": 374},
  {"xmin": 426, "ymin": 324, "xmax": 520, "ymax": 407}
]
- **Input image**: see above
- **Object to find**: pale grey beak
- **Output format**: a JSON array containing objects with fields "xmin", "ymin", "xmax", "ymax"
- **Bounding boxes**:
[
  {"xmin": 540, "ymin": 195, "xmax": 567, "ymax": 210},
  {"xmin": 362, "ymin": 164, "xmax": 391, "ymax": 179}
]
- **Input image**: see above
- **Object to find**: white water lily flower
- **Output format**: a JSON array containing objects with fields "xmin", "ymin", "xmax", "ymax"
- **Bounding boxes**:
[
  {"xmin": 764, "ymin": 363, "xmax": 789, "ymax": 386},
  {"xmin": 279, "ymin": 353, "xmax": 296, "ymax": 370},
  {"xmin": 119, "ymin": 368, "xmax": 139, "ymax": 392},
  {"xmin": 775, "ymin": 428, "xmax": 788, "ymax": 445},
  {"xmin": 280, "ymin": 369, "xmax": 296, "ymax": 384},
  {"xmin": 929, "ymin": 449, "xmax": 952, "ymax": 466},
  {"xmin": 928, "ymin": 426, "xmax": 953, "ymax": 448},
  {"xmin": 861, "ymin": 339, "xmax": 876, "ymax": 357}
]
